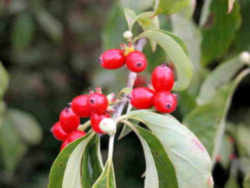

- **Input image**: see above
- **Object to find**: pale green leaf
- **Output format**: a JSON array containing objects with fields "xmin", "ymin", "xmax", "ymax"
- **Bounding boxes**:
[
  {"xmin": 35, "ymin": 10, "xmax": 63, "ymax": 42},
  {"xmin": 197, "ymin": 56, "xmax": 245, "ymax": 105},
  {"xmin": 127, "ymin": 110, "xmax": 213, "ymax": 188},
  {"xmin": 92, "ymin": 160, "xmax": 116, "ymax": 188},
  {"xmin": 81, "ymin": 135, "xmax": 103, "ymax": 187},
  {"xmin": 126, "ymin": 122, "xmax": 178, "ymax": 188},
  {"xmin": 154, "ymin": 0, "xmax": 190, "ymax": 15},
  {"xmin": 217, "ymin": 135, "xmax": 233, "ymax": 168},
  {"xmin": 0, "ymin": 62, "xmax": 9, "ymax": 99},
  {"xmin": 123, "ymin": 8, "xmax": 137, "ymax": 30},
  {"xmin": 102, "ymin": 4, "xmax": 127, "ymax": 50},
  {"xmin": 184, "ymin": 69, "xmax": 250, "ymax": 159},
  {"xmin": 199, "ymin": 0, "xmax": 212, "ymax": 26},
  {"xmin": 136, "ymin": 30, "xmax": 193, "ymax": 91},
  {"xmin": 120, "ymin": 0, "xmax": 154, "ymax": 12},
  {"xmin": 235, "ymin": 125, "xmax": 250, "ymax": 157},
  {"xmin": 8, "ymin": 109, "xmax": 42, "ymax": 145},
  {"xmin": 201, "ymin": 0, "xmax": 241, "ymax": 65},
  {"xmin": 0, "ymin": 116, "xmax": 27, "ymax": 172},
  {"xmin": 48, "ymin": 132, "xmax": 93, "ymax": 188},
  {"xmin": 62, "ymin": 134, "xmax": 94, "ymax": 188},
  {"xmin": 244, "ymin": 173, "xmax": 250, "ymax": 188}
]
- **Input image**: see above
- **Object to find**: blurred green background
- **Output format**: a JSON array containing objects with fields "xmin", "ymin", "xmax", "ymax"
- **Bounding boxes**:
[{"xmin": 1, "ymin": 0, "xmax": 250, "ymax": 187}]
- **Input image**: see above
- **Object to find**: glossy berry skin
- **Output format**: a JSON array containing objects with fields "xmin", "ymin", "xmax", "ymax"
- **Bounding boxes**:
[
  {"xmin": 126, "ymin": 51, "xmax": 147, "ymax": 73},
  {"xmin": 100, "ymin": 49, "xmax": 125, "ymax": 69},
  {"xmin": 88, "ymin": 93, "xmax": 108, "ymax": 114},
  {"xmin": 131, "ymin": 87, "xmax": 155, "ymax": 109},
  {"xmin": 71, "ymin": 94, "xmax": 91, "ymax": 117},
  {"xmin": 154, "ymin": 91, "xmax": 177, "ymax": 113},
  {"xmin": 51, "ymin": 122, "xmax": 68, "ymax": 141},
  {"xmin": 90, "ymin": 113, "xmax": 110, "ymax": 134},
  {"xmin": 59, "ymin": 107, "xmax": 80, "ymax": 133},
  {"xmin": 151, "ymin": 65, "xmax": 175, "ymax": 91},
  {"xmin": 60, "ymin": 130, "xmax": 86, "ymax": 151}
]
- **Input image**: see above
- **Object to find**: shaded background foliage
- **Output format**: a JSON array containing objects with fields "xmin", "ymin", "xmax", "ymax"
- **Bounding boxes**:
[{"xmin": 0, "ymin": 0, "xmax": 250, "ymax": 187}]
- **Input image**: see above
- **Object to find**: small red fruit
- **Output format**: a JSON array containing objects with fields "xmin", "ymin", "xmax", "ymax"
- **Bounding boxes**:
[
  {"xmin": 88, "ymin": 92, "xmax": 108, "ymax": 114},
  {"xmin": 131, "ymin": 87, "xmax": 155, "ymax": 109},
  {"xmin": 151, "ymin": 64, "xmax": 175, "ymax": 91},
  {"xmin": 90, "ymin": 113, "xmax": 110, "ymax": 134},
  {"xmin": 71, "ymin": 94, "xmax": 91, "ymax": 117},
  {"xmin": 59, "ymin": 107, "xmax": 80, "ymax": 133},
  {"xmin": 154, "ymin": 91, "xmax": 177, "ymax": 113},
  {"xmin": 100, "ymin": 49, "xmax": 125, "ymax": 69},
  {"xmin": 126, "ymin": 51, "xmax": 147, "ymax": 73},
  {"xmin": 60, "ymin": 130, "xmax": 86, "ymax": 151},
  {"xmin": 51, "ymin": 121, "xmax": 68, "ymax": 141}
]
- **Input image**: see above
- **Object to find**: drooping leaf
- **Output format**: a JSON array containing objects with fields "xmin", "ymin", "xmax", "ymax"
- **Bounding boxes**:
[
  {"xmin": 199, "ymin": 0, "xmax": 213, "ymax": 26},
  {"xmin": 197, "ymin": 56, "xmax": 245, "ymax": 105},
  {"xmin": 201, "ymin": 0, "xmax": 241, "ymax": 65},
  {"xmin": 235, "ymin": 124, "xmax": 250, "ymax": 157},
  {"xmin": 154, "ymin": 0, "xmax": 190, "ymax": 16},
  {"xmin": 48, "ymin": 132, "xmax": 93, "ymax": 188},
  {"xmin": 81, "ymin": 135, "xmax": 103, "ymax": 187},
  {"xmin": 184, "ymin": 69, "xmax": 250, "ymax": 159},
  {"xmin": 217, "ymin": 135, "xmax": 234, "ymax": 168},
  {"xmin": 127, "ymin": 110, "xmax": 213, "ymax": 188},
  {"xmin": 12, "ymin": 13, "xmax": 34, "ymax": 50},
  {"xmin": 92, "ymin": 160, "xmax": 116, "ymax": 188},
  {"xmin": 102, "ymin": 4, "xmax": 127, "ymax": 50},
  {"xmin": 8, "ymin": 109, "xmax": 42, "ymax": 145},
  {"xmin": 136, "ymin": 30, "xmax": 193, "ymax": 91},
  {"xmin": 125, "ymin": 122, "xmax": 178, "ymax": 188},
  {"xmin": 0, "ymin": 62, "xmax": 9, "ymax": 99},
  {"xmin": 124, "ymin": 8, "xmax": 137, "ymax": 30},
  {"xmin": 0, "ymin": 116, "xmax": 27, "ymax": 172}
]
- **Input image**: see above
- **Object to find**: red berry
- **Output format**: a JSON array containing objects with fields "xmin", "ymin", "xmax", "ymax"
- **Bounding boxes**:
[
  {"xmin": 59, "ymin": 107, "xmax": 80, "ymax": 133},
  {"xmin": 71, "ymin": 94, "xmax": 91, "ymax": 117},
  {"xmin": 90, "ymin": 113, "xmax": 110, "ymax": 134},
  {"xmin": 100, "ymin": 49, "xmax": 125, "ymax": 69},
  {"xmin": 154, "ymin": 91, "xmax": 177, "ymax": 113},
  {"xmin": 131, "ymin": 87, "xmax": 155, "ymax": 109},
  {"xmin": 88, "ymin": 92, "xmax": 108, "ymax": 114},
  {"xmin": 151, "ymin": 65, "xmax": 175, "ymax": 91},
  {"xmin": 60, "ymin": 130, "xmax": 86, "ymax": 151},
  {"xmin": 126, "ymin": 51, "xmax": 147, "ymax": 73},
  {"xmin": 51, "ymin": 121, "xmax": 68, "ymax": 141}
]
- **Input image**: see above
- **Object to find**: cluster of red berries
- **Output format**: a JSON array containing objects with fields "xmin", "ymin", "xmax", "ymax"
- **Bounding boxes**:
[
  {"xmin": 100, "ymin": 47, "xmax": 147, "ymax": 73},
  {"xmin": 131, "ymin": 64, "xmax": 177, "ymax": 113},
  {"xmin": 51, "ymin": 90, "xmax": 111, "ymax": 151}
]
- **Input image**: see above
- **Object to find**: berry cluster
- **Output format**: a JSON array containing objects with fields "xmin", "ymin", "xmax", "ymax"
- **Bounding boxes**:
[
  {"xmin": 51, "ymin": 90, "xmax": 113, "ymax": 151},
  {"xmin": 100, "ymin": 46, "xmax": 147, "ymax": 73},
  {"xmin": 131, "ymin": 64, "xmax": 177, "ymax": 114}
]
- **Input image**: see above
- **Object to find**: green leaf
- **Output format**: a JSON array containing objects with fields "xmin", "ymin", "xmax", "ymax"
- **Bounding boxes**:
[
  {"xmin": 48, "ymin": 132, "xmax": 94, "ymax": 188},
  {"xmin": 12, "ymin": 13, "xmax": 34, "ymax": 50},
  {"xmin": 201, "ymin": 0, "xmax": 241, "ymax": 65},
  {"xmin": 120, "ymin": 0, "xmax": 154, "ymax": 12},
  {"xmin": 0, "ymin": 116, "xmax": 27, "ymax": 172},
  {"xmin": 8, "ymin": 109, "xmax": 42, "ymax": 145},
  {"xmin": 92, "ymin": 160, "xmax": 116, "ymax": 188},
  {"xmin": 171, "ymin": 14, "xmax": 202, "ymax": 71},
  {"xmin": 235, "ymin": 124, "xmax": 250, "ymax": 157},
  {"xmin": 0, "ymin": 102, "xmax": 6, "ymax": 126},
  {"xmin": 35, "ymin": 10, "xmax": 63, "ymax": 42},
  {"xmin": 154, "ymin": 0, "xmax": 190, "ymax": 15},
  {"xmin": 234, "ymin": 0, "xmax": 250, "ymax": 52},
  {"xmin": 244, "ymin": 173, "xmax": 250, "ymax": 188},
  {"xmin": 81, "ymin": 135, "xmax": 103, "ymax": 187},
  {"xmin": 136, "ymin": 30, "xmax": 193, "ymax": 91},
  {"xmin": 217, "ymin": 135, "xmax": 233, "ymax": 168},
  {"xmin": 124, "ymin": 8, "xmax": 137, "ymax": 31},
  {"xmin": 225, "ymin": 176, "xmax": 238, "ymax": 188},
  {"xmin": 184, "ymin": 69, "xmax": 250, "ymax": 159},
  {"xmin": 126, "ymin": 122, "xmax": 178, "ymax": 188},
  {"xmin": 127, "ymin": 110, "xmax": 213, "ymax": 188},
  {"xmin": 197, "ymin": 56, "xmax": 245, "ymax": 105},
  {"xmin": 199, "ymin": 0, "xmax": 213, "ymax": 26},
  {"xmin": 0, "ymin": 62, "xmax": 9, "ymax": 99}
]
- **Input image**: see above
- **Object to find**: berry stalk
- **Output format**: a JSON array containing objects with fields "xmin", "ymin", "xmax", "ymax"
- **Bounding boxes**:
[{"xmin": 107, "ymin": 38, "xmax": 147, "ymax": 161}]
